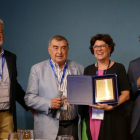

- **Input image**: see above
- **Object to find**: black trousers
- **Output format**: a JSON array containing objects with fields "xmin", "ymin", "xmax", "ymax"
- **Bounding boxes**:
[
  {"xmin": 57, "ymin": 117, "xmax": 78, "ymax": 140},
  {"xmin": 132, "ymin": 119, "xmax": 140, "ymax": 140}
]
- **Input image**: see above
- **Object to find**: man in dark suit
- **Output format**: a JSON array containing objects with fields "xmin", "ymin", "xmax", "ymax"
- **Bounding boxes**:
[
  {"xmin": 128, "ymin": 57, "xmax": 140, "ymax": 140},
  {"xmin": 0, "ymin": 19, "xmax": 29, "ymax": 139}
]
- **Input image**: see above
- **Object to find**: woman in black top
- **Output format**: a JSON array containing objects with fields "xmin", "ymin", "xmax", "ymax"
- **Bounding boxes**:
[{"xmin": 81, "ymin": 34, "xmax": 130, "ymax": 140}]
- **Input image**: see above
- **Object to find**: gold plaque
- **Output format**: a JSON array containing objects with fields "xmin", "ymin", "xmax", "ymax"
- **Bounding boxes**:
[{"xmin": 94, "ymin": 77, "xmax": 116, "ymax": 103}]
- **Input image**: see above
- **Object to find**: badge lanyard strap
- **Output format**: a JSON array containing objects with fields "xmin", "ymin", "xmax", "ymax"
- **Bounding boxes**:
[
  {"xmin": 96, "ymin": 60, "xmax": 111, "ymax": 75},
  {"xmin": 49, "ymin": 58, "xmax": 68, "ymax": 87},
  {"xmin": 0, "ymin": 55, "xmax": 5, "ymax": 79}
]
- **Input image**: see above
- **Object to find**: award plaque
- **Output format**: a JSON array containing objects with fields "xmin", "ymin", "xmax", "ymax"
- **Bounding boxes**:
[
  {"xmin": 67, "ymin": 74, "xmax": 118, "ymax": 105},
  {"xmin": 93, "ymin": 75, "xmax": 118, "ymax": 104}
]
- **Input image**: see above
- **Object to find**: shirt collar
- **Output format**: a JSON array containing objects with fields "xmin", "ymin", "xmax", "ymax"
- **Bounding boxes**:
[
  {"xmin": 0, "ymin": 47, "xmax": 4, "ymax": 56},
  {"xmin": 50, "ymin": 58, "xmax": 67, "ymax": 70}
]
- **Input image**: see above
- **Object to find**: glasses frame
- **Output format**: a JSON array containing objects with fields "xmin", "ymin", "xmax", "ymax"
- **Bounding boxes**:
[{"xmin": 93, "ymin": 44, "xmax": 108, "ymax": 50}]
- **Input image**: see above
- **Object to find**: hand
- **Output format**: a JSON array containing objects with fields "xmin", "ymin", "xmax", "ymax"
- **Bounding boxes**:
[
  {"xmin": 30, "ymin": 108, "xmax": 35, "ymax": 116},
  {"xmin": 63, "ymin": 97, "xmax": 71, "ymax": 107},
  {"xmin": 137, "ymin": 77, "xmax": 140, "ymax": 87},
  {"xmin": 89, "ymin": 103, "xmax": 114, "ymax": 111},
  {"xmin": 50, "ymin": 97, "xmax": 62, "ymax": 109}
]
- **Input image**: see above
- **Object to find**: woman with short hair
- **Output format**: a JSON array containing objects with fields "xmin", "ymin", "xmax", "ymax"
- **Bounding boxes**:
[{"xmin": 82, "ymin": 34, "xmax": 130, "ymax": 140}]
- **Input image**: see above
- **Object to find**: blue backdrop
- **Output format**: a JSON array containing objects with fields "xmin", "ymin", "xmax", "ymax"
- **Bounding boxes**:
[{"xmin": 0, "ymin": 0, "xmax": 140, "ymax": 129}]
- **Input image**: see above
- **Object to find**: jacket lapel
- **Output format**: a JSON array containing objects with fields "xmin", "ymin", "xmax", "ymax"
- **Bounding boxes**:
[
  {"xmin": 137, "ymin": 60, "xmax": 140, "ymax": 73},
  {"xmin": 45, "ymin": 60, "xmax": 58, "ymax": 97},
  {"xmin": 68, "ymin": 60, "xmax": 78, "ymax": 75},
  {"xmin": 4, "ymin": 50, "xmax": 12, "ymax": 80}
]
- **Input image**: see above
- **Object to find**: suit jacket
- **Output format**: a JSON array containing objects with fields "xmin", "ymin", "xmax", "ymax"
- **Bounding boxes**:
[
  {"xmin": 25, "ymin": 59, "xmax": 84, "ymax": 140},
  {"xmin": 128, "ymin": 57, "xmax": 140, "ymax": 134},
  {"xmin": 4, "ymin": 50, "xmax": 29, "ymax": 131}
]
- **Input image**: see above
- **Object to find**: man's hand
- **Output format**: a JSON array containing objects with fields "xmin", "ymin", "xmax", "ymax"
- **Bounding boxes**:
[
  {"xmin": 50, "ymin": 97, "xmax": 62, "ymax": 109},
  {"xmin": 137, "ymin": 77, "xmax": 140, "ymax": 87},
  {"xmin": 63, "ymin": 97, "xmax": 71, "ymax": 107}
]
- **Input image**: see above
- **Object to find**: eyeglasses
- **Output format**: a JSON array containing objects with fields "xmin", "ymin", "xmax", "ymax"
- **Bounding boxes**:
[{"xmin": 93, "ymin": 44, "xmax": 107, "ymax": 50}]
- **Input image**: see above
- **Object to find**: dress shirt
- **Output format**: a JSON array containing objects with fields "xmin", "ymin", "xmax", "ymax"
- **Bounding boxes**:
[
  {"xmin": 51, "ymin": 59, "xmax": 78, "ymax": 120},
  {"xmin": 0, "ymin": 48, "xmax": 10, "ymax": 110}
]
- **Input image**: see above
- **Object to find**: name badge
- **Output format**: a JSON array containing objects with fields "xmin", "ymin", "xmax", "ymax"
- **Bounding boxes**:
[
  {"xmin": 92, "ymin": 108, "xmax": 104, "ymax": 120},
  {"xmin": 0, "ymin": 84, "xmax": 10, "ymax": 103}
]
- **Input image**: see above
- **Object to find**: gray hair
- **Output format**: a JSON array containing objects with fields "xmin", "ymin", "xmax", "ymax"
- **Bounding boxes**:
[
  {"xmin": 0, "ymin": 19, "xmax": 4, "ymax": 30},
  {"xmin": 48, "ymin": 35, "xmax": 69, "ymax": 46}
]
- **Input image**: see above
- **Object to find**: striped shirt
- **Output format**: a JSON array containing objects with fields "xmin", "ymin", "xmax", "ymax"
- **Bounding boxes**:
[{"xmin": 51, "ymin": 59, "xmax": 78, "ymax": 120}]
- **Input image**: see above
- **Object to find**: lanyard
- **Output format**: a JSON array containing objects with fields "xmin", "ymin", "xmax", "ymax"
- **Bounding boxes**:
[
  {"xmin": 0, "ymin": 54, "xmax": 5, "ymax": 79},
  {"xmin": 96, "ymin": 60, "xmax": 111, "ymax": 75},
  {"xmin": 49, "ymin": 58, "xmax": 68, "ymax": 87}
]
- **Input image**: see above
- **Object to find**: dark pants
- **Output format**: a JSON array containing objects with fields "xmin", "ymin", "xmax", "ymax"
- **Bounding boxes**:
[
  {"xmin": 58, "ymin": 117, "xmax": 78, "ymax": 140},
  {"xmin": 132, "ymin": 119, "xmax": 140, "ymax": 140}
]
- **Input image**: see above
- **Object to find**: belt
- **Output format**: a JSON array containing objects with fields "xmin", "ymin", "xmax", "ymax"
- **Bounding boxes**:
[
  {"xmin": 0, "ymin": 110, "xmax": 8, "ymax": 113},
  {"xmin": 59, "ymin": 116, "xmax": 78, "ymax": 126}
]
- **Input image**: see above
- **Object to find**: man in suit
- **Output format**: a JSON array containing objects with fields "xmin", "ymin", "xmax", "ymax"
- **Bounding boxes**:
[
  {"xmin": 25, "ymin": 35, "xmax": 84, "ymax": 140},
  {"xmin": 128, "ymin": 57, "xmax": 140, "ymax": 140},
  {"xmin": 0, "ymin": 19, "xmax": 29, "ymax": 139}
]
